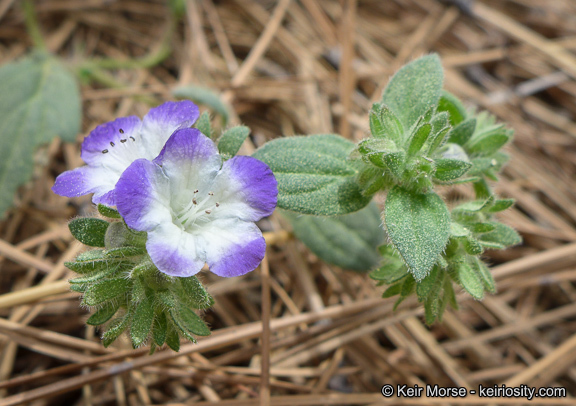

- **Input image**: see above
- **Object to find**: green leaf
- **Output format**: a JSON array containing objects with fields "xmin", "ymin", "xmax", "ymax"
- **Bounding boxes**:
[
  {"xmin": 433, "ymin": 159, "xmax": 472, "ymax": 181},
  {"xmin": 486, "ymin": 198, "xmax": 514, "ymax": 213},
  {"xmin": 437, "ymin": 90, "xmax": 467, "ymax": 126},
  {"xmin": 381, "ymin": 54, "xmax": 444, "ymax": 130},
  {"xmin": 465, "ymin": 126, "xmax": 511, "ymax": 156},
  {"xmin": 451, "ymin": 261, "xmax": 484, "ymax": 300},
  {"xmin": 98, "ymin": 204, "xmax": 121, "ymax": 219},
  {"xmin": 68, "ymin": 218, "xmax": 109, "ymax": 247},
  {"xmin": 252, "ymin": 134, "xmax": 371, "ymax": 215},
  {"xmin": 0, "ymin": 53, "xmax": 81, "ymax": 217},
  {"xmin": 102, "ymin": 313, "xmax": 131, "ymax": 347},
  {"xmin": 416, "ymin": 265, "xmax": 442, "ymax": 302},
  {"xmin": 86, "ymin": 302, "xmax": 121, "ymax": 326},
  {"xmin": 65, "ymin": 250, "xmax": 110, "ymax": 274},
  {"xmin": 172, "ymin": 85, "xmax": 230, "ymax": 126},
  {"xmin": 444, "ymin": 277, "xmax": 458, "ymax": 310},
  {"xmin": 130, "ymin": 295, "xmax": 155, "ymax": 348},
  {"xmin": 469, "ymin": 223, "xmax": 496, "ymax": 233},
  {"xmin": 407, "ymin": 123, "xmax": 431, "ymax": 157},
  {"xmin": 385, "ymin": 186, "xmax": 450, "ymax": 281},
  {"xmin": 478, "ymin": 222, "xmax": 522, "ymax": 248},
  {"xmin": 217, "ymin": 126, "xmax": 250, "ymax": 157},
  {"xmin": 369, "ymin": 103, "xmax": 404, "ymax": 145},
  {"xmin": 370, "ymin": 262, "xmax": 408, "ymax": 284},
  {"xmin": 378, "ymin": 150, "xmax": 404, "ymax": 180},
  {"xmin": 382, "ymin": 282, "xmax": 402, "ymax": 298},
  {"xmin": 447, "ymin": 118, "xmax": 476, "ymax": 146},
  {"xmin": 453, "ymin": 196, "xmax": 494, "ymax": 213},
  {"xmin": 175, "ymin": 276, "xmax": 214, "ymax": 309},
  {"xmin": 69, "ymin": 264, "xmax": 120, "ymax": 284},
  {"xmin": 165, "ymin": 323, "xmax": 180, "ymax": 352},
  {"xmin": 195, "ymin": 111, "xmax": 212, "ymax": 139},
  {"xmin": 170, "ymin": 306, "xmax": 210, "ymax": 341},
  {"xmin": 450, "ymin": 222, "xmax": 470, "ymax": 238},
  {"xmin": 83, "ymin": 278, "xmax": 131, "ymax": 306},
  {"xmin": 105, "ymin": 246, "xmax": 147, "ymax": 258},
  {"xmin": 281, "ymin": 202, "xmax": 386, "ymax": 272},
  {"xmin": 463, "ymin": 236, "xmax": 484, "ymax": 255},
  {"xmin": 153, "ymin": 312, "xmax": 168, "ymax": 346},
  {"xmin": 356, "ymin": 165, "xmax": 388, "ymax": 196},
  {"xmin": 470, "ymin": 256, "xmax": 496, "ymax": 294}
]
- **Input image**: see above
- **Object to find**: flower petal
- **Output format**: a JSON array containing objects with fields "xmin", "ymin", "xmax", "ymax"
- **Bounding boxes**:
[
  {"xmin": 155, "ymin": 128, "xmax": 222, "ymax": 210},
  {"xmin": 52, "ymin": 166, "xmax": 117, "ymax": 204},
  {"xmin": 146, "ymin": 223, "xmax": 204, "ymax": 277},
  {"xmin": 115, "ymin": 158, "xmax": 172, "ymax": 232},
  {"xmin": 209, "ymin": 156, "xmax": 278, "ymax": 222},
  {"xmin": 81, "ymin": 116, "xmax": 143, "ymax": 166},
  {"xmin": 140, "ymin": 100, "xmax": 199, "ymax": 155},
  {"xmin": 198, "ymin": 219, "xmax": 266, "ymax": 277}
]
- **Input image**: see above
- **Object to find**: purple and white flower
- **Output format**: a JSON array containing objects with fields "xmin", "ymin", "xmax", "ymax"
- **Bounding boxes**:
[
  {"xmin": 115, "ymin": 128, "xmax": 278, "ymax": 278},
  {"xmin": 52, "ymin": 101, "xmax": 199, "ymax": 205}
]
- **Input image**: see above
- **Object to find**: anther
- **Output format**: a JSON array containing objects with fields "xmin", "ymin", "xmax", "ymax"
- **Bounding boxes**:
[
  {"xmin": 119, "ymin": 128, "xmax": 124, "ymax": 134},
  {"xmin": 130, "ymin": 136, "xmax": 136, "ymax": 141},
  {"xmin": 194, "ymin": 189, "xmax": 199, "ymax": 194},
  {"xmin": 193, "ymin": 198, "xmax": 197, "ymax": 205},
  {"xmin": 110, "ymin": 141, "xmax": 115, "ymax": 147},
  {"xmin": 215, "ymin": 202, "xmax": 220, "ymax": 207},
  {"xmin": 205, "ymin": 210, "xmax": 212, "ymax": 214},
  {"xmin": 102, "ymin": 149, "xmax": 109, "ymax": 154},
  {"xmin": 120, "ymin": 139, "xmax": 127, "ymax": 143},
  {"xmin": 208, "ymin": 191, "xmax": 214, "ymax": 196}
]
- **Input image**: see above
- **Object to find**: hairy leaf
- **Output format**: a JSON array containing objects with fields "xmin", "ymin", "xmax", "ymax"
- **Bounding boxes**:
[
  {"xmin": 252, "ymin": 134, "xmax": 371, "ymax": 215},
  {"xmin": 217, "ymin": 126, "xmax": 250, "ymax": 157},
  {"xmin": 69, "ymin": 218, "xmax": 109, "ymax": 247},
  {"xmin": 381, "ymin": 54, "xmax": 444, "ymax": 130},
  {"xmin": 281, "ymin": 202, "xmax": 386, "ymax": 272},
  {"xmin": 0, "ymin": 53, "xmax": 80, "ymax": 217},
  {"xmin": 385, "ymin": 186, "xmax": 450, "ymax": 281}
]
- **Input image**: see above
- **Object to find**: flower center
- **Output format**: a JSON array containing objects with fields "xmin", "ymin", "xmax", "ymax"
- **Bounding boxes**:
[{"xmin": 173, "ymin": 189, "xmax": 220, "ymax": 230}]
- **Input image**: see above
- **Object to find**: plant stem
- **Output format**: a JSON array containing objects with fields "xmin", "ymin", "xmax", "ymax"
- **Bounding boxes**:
[
  {"xmin": 23, "ymin": 0, "xmax": 47, "ymax": 51},
  {"xmin": 75, "ymin": 17, "xmax": 174, "ymax": 72}
]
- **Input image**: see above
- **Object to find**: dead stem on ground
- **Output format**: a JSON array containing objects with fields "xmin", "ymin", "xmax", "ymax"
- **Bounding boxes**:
[{"xmin": 0, "ymin": 0, "xmax": 575, "ymax": 404}]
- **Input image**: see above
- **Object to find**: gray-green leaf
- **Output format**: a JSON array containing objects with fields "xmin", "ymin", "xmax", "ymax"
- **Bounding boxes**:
[
  {"xmin": 381, "ymin": 54, "xmax": 444, "ymax": 130},
  {"xmin": 217, "ymin": 126, "xmax": 250, "ymax": 157},
  {"xmin": 0, "ymin": 53, "xmax": 81, "ymax": 217},
  {"xmin": 69, "ymin": 218, "xmax": 109, "ymax": 247},
  {"xmin": 252, "ymin": 134, "xmax": 371, "ymax": 215},
  {"xmin": 280, "ymin": 202, "xmax": 386, "ymax": 272},
  {"xmin": 385, "ymin": 186, "xmax": 450, "ymax": 281}
]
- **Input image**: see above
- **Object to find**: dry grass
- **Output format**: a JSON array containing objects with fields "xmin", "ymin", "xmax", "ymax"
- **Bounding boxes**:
[{"xmin": 0, "ymin": 0, "xmax": 576, "ymax": 404}]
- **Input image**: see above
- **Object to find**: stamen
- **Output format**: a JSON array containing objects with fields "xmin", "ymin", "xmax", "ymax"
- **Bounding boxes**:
[
  {"xmin": 194, "ymin": 189, "xmax": 199, "ymax": 194},
  {"xmin": 120, "ymin": 139, "xmax": 127, "ymax": 143},
  {"xmin": 130, "ymin": 136, "xmax": 136, "ymax": 141},
  {"xmin": 205, "ymin": 210, "xmax": 212, "ymax": 214},
  {"xmin": 215, "ymin": 202, "xmax": 220, "ymax": 207},
  {"xmin": 208, "ymin": 191, "xmax": 214, "ymax": 196},
  {"xmin": 193, "ymin": 198, "xmax": 197, "ymax": 205},
  {"xmin": 110, "ymin": 141, "xmax": 115, "ymax": 147},
  {"xmin": 119, "ymin": 128, "xmax": 124, "ymax": 134},
  {"xmin": 102, "ymin": 149, "xmax": 109, "ymax": 154}
]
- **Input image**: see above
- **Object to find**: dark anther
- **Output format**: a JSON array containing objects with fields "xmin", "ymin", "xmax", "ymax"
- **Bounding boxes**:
[
  {"xmin": 130, "ymin": 136, "xmax": 136, "ymax": 141},
  {"xmin": 119, "ymin": 128, "xmax": 125, "ymax": 134},
  {"xmin": 102, "ymin": 149, "xmax": 109, "ymax": 154},
  {"xmin": 120, "ymin": 139, "xmax": 127, "ymax": 143},
  {"xmin": 110, "ymin": 141, "xmax": 115, "ymax": 147}
]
